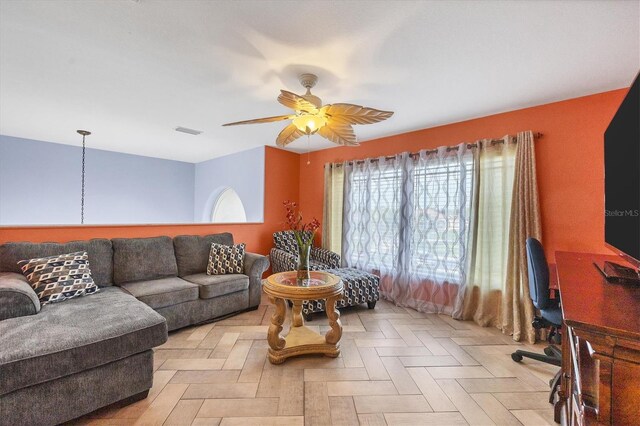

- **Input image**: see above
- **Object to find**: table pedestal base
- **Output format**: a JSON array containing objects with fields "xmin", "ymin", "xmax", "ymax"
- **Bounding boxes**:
[
  {"xmin": 268, "ymin": 325, "xmax": 340, "ymax": 364},
  {"xmin": 266, "ymin": 293, "xmax": 343, "ymax": 365},
  {"xmin": 264, "ymin": 272, "xmax": 344, "ymax": 365}
]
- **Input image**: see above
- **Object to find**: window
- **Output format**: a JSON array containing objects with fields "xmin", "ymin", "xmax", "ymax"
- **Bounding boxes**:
[
  {"xmin": 348, "ymin": 167, "xmax": 402, "ymax": 272},
  {"xmin": 344, "ymin": 154, "xmax": 474, "ymax": 284},
  {"xmin": 409, "ymin": 158, "xmax": 473, "ymax": 283},
  {"xmin": 211, "ymin": 188, "xmax": 247, "ymax": 223}
]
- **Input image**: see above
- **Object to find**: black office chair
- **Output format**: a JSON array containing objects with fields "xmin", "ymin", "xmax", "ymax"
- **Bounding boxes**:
[{"xmin": 511, "ymin": 237, "xmax": 562, "ymax": 403}]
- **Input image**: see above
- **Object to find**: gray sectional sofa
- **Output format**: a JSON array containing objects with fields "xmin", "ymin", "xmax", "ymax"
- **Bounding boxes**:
[{"xmin": 0, "ymin": 233, "xmax": 269, "ymax": 426}]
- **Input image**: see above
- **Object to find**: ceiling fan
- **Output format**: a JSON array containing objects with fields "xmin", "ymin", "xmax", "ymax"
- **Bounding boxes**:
[{"xmin": 222, "ymin": 73, "xmax": 394, "ymax": 147}]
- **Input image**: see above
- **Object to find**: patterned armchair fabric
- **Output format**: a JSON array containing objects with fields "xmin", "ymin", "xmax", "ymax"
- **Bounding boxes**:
[
  {"xmin": 269, "ymin": 248, "xmax": 331, "ymax": 273},
  {"xmin": 270, "ymin": 232, "xmax": 378, "ymax": 317},
  {"xmin": 270, "ymin": 231, "xmax": 340, "ymax": 273},
  {"xmin": 302, "ymin": 268, "xmax": 380, "ymax": 316},
  {"xmin": 273, "ymin": 230, "xmax": 304, "ymax": 254},
  {"xmin": 310, "ymin": 247, "xmax": 341, "ymax": 268}
]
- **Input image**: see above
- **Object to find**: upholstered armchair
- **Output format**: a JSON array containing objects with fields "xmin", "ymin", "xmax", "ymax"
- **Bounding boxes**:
[{"xmin": 270, "ymin": 230, "xmax": 340, "ymax": 273}]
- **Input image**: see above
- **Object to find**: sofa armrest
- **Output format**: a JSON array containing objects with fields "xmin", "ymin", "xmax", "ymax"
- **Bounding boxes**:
[
  {"xmin": 0, "ymin": 272, "xmax": 40, "ymax": 321},
  {"xmin": 243, "ymin": 252, "xmax": 270, "ymax": 308},
  {"xmin": 270, "ymin": 248, "xmax": 297, "ymax": 274},
  {"xmin": 311, "ymin": 247, "xmax": 341, "ymax": 268}
]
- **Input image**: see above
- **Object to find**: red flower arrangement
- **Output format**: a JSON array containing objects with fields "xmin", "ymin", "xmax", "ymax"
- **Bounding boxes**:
[
  {"xmin": 283, "ymin": 201, "xmax": 320, "ymax": 278},
  {"xmin": 284, "ymin": 200, "xmax": 320, "ymax": 237}
]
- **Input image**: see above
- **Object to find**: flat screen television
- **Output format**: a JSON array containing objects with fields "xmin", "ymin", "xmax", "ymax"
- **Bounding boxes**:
[{"xmin": 604, "ymin": 70, "xmax": 640, "ymax": 270}]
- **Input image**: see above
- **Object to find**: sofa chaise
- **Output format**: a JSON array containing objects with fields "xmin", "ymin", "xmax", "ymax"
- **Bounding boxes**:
[{"xmin": 0, "ymin": 233, "xmax": 269, "ymax": 425}]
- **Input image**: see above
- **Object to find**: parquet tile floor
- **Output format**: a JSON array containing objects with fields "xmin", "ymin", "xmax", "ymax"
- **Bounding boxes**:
[{"xmin": 71, "ymin": 295, "xmax": 557, "ymax": 426}]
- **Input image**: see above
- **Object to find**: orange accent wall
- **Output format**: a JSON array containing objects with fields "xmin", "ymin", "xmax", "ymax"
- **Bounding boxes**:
[
  {"xmin": 0, "ymin": 90, "xmax": 628, "ymax": 263},
  {"xmin": 0, "ymin": 146, "xmax": 299, "ymax": 255},
  {"xmin": 298, "ymin": 89, "xmax": 629, "ymax": 262}
]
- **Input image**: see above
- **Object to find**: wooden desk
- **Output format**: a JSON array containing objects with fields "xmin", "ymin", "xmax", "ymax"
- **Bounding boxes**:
[{"xmin": 556, "ymin": 251, "xmax": 640, "ymax": 425}]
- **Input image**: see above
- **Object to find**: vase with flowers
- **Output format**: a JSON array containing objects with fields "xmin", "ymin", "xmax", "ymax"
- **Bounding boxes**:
[{"xmin": 283, "ymin": 200, "xmax": 320, "ymax": 282}]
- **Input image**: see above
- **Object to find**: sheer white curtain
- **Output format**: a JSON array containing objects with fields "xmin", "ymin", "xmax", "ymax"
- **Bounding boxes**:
[
  {"xmin": 342, "ymin": 145, "xmax": 476, "ymax": 314},
  {"xmin": 342, "ymin": 153, "xmax": 405, "ymax": 277},
  {"xmin": 454, "ymin": 137, "xmax": 516, "ymax": 323}
]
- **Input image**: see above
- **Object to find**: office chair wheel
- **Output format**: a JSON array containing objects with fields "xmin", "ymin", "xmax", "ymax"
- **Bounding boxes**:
[
  {"xmin": 511, "ymin": 353, "xmax": 523, "ymax": 362},
  {"xmin": 544, "ymin": 347, "xmax": 555, "ymax": 357}
]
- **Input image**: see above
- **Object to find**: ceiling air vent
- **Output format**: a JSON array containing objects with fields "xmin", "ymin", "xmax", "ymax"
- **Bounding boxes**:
[{"xmin": 175, "ymin": 127, "xmax": 202, "ymax": 135}]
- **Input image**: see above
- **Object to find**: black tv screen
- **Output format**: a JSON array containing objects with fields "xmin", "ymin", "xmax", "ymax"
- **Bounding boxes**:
[{"xmin": 604, "ymin": 71, "xmax": 640, "ymax": 265}]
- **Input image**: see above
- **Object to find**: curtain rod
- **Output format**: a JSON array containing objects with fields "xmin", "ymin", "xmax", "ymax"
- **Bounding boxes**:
[{"xmin": 331, "ymin": 132, "xmax": 543, "ymax": 166}]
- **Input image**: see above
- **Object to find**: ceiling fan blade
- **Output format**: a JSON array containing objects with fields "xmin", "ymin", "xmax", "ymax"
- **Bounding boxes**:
[
  {"xmin": 318, "ymin": 122, "xmax": 358, "ymax": 146},
  {"xmin": 276, "ymin": 123, "xmax": 305, "ymax": 147},
  {"xmin": 222, "ymin": 114, "xmax": 293, "ymax": 126},
  {"xmin": 277, "ymin": 90, "xmax": 319, "ymax": 113},
  {"xmin": 321, "ymin": 103, "xmax": 394, "ymax": 125}
]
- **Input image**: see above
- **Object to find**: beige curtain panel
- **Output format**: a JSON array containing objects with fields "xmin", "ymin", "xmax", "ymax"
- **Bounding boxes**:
[
  {"xmin": 322, "ymin": 163, "xmax": 344, "ymax": 257},
  {"xmin": 503, "ymin": 130, "xmax": 542, "ymax": 343},
  {"xmin": 456, "ymin": 130, "xmax": 541, "ymax": 342},
  {"xmin": 456, "ymin": 136, "xmax": 516, "ymax": 326}
]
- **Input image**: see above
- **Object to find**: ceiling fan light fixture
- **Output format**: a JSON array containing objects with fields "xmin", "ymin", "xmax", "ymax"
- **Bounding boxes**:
[
  {"xmin": 222, "ymin": 72, "xmax": 393, "ymax": 147},
  {"xmin": 292, "ymin": 114, "xmax": 327, "ymax": 135}
]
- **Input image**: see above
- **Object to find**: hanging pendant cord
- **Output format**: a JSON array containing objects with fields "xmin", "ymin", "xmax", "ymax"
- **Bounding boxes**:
[
  {"xmin": 77, "ymin": 130, "xmax": 90, "ymax": 224},
  {"xmin": 81, "ymin": 133, "xmax": 86, "ymax": 224},
  {"xmin": 306, "ymin": 135, "xmax": 311, "ymax": 165}
]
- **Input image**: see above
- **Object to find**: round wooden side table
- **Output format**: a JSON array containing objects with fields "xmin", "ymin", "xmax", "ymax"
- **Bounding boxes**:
[{"xmin": 263, "ymin": 271, "xmax": 344, "ymax": 364}]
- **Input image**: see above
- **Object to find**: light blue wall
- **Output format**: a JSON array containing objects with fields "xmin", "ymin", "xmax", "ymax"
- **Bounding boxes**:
[
  {"xmin": 82, "ymin": 145, "xmax": 196, "ymax": 225},
  {"xmin": 194, "ymin": 146, "xmax": 265, "ymax": 223},
  {"xmin": 0, "ymin": 135, "xmax": 195, "ymax": 225},
  {"xmin": 1, "ymin": 135, "xmax": 84, "ymax": 224},
  {"xmin": 0, "ymin": 135, "xmax": 265, "ymax": 225}
]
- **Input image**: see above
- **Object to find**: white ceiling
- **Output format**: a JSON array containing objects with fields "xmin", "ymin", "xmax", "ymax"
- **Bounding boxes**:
[{"xmin": 1, "ymin": 0, "xmax": 638, "ymax": 163}]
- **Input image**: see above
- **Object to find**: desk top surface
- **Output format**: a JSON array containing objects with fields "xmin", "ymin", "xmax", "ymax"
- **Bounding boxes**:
[{"xmin": 556, "ymin": 251, "xmax": 640, "ymax": 340}]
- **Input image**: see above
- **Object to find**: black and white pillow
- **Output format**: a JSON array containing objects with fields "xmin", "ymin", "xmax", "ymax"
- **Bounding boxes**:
[
  {"xmin": 18, "ymin": 251, "xmax": 99, "ymax": 305},
  {"xmin": 207, "ymin": 243, "xmax": 245, "ymax": 275}
]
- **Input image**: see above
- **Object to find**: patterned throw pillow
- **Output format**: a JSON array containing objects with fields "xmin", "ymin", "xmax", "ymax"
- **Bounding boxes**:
[
  {"xmin": 207, "ymin": 243, "xmax": 246, "ymax": 275},
  {"xmin": 18, "ymin": 251, "xmax": 99, "ymax": 305}
]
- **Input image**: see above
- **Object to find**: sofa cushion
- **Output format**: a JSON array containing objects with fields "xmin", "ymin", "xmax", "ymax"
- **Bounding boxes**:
[
  {"xmin": 0, "ymin": 239, "xmax": 113, "ymax": 286},
  {"xmin": 0, "ymin": 286, "xmax": 167, "ymax": 396},
  {"xmin": 18, "ymin": 251, "xmax": 99, "ymax": 305},
  {"xmin": 112, "ymin": 236, "xmax": 178, "ymax": 284},
  {"xmin": 183, "ymin": 273, "xmax": 249, "ymax": 299},
  {"xmin": 0, "ymin": 272, "xmax": 40, "ymax": 321},
  {"xmin": 173, "ymin": 233, "xmax": 234, "ymax": 277},
  {"xmin": 120, "ymin": 277, "xmax": 198, "ymax": 309}
]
